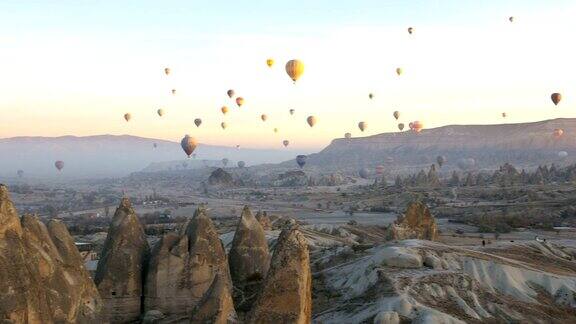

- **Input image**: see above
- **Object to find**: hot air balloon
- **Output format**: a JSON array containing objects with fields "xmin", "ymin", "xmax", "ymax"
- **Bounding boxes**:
[
  {"xmin": 398, "ymin": 123, "xmax": 405, "ymax": 131},
  {"xmin": 236, "ymin": 97, "xmax": 244, "ymax": 107},
  {"xmin": 153, "ymin": 143, "xmax": 158, "ymax": 148},
  {"xmin": 437, "ymin": 155, "xmax": 446, "ymax": 167},
  {"xmin": 236, "ymin": 145, "xmax": 240, "ymax": 149},
  {"xmin": 124, "ymin": 113, "xmax": 131, "ymax": 122},
  {"xmin": 369, "ymin": 93, "xmax": 374, "ymax": 100},
  {"xmin": 408, "ymin": 27, "xmax": 414, "ymax": 34},
  {"xmin": 266, "ymin": 58, "xmax": 274, "ymax": 68},
  {"xmin": 359, "ymin": 168, "xmax": 369, "ymax": 179},
  {"xmin": 55, "ymin": 161, "xmax": 64, "ymax": 171},
  {"xmin": 396, "ymin": 67, "xmax": 403, "ymax": 76},
  {"xmin": 221, "ymin": 122, "xmax": 227, "ymax": 130},
  {"xmin": 358, "ymin": 122, "xmax": 367, "ymax": 132},
  {"xmin": 296, "ymin": 155, "xmax": 307, "ymax": 168},
  {"xmin": 375, "ymin": 165, "xmax": 384, "ymax": 175},
  {"xmin": 171, "ymin": 89, "xmax": 177, "ymax": 96},
  {"xmin": 164, "ymin": 67, "xmax": 171, "ymax": 75},
  {"xmin": 509, "ymin": 16, "xmax": 514, "ymax": 23},
  {"xmin": 283, "ymin": 140, "xmax": 289, "ymax": 147},
  {"xmin": 273, "ymin": 128, "xmax": 278, "ymax": 133},
  {"xmin": 345, "ymin": 132, "xmax": 352, "ymax": 140},
  {"xmin": 457, "ymin": 158, "xmax": 476, "ymax": 171},
  {"xmin": 222, "ymin": 158, "xmax": 229, "ymax": 166},
  {"xmin": 558, "ymin": 151, "xmax": 568, "ymax": 158},
  {"xmin": 553, "ymin": 128, "xmax": 564, "ymax": 139},
  {"xmin": 502, "ymin": 112, "xmax": 507, "ymax": 118},
  {"xmin": 237, "ymin": 161, "xmax": 245, "ymax": 168},
  {"xmin": 289, "ymin": 109, "xmax": 295, "ymax": 115},
  {"xmin": 409, "ymin": 122, "xmax": 414, "ymax": 130},
  {"xmin": 551, "ymin": 93, "xmax": 562, "ymax": 106},
  {"xmin": 306, "ymin": 116, "xmax": 317, "ymax": 127},
  {"xmin": 17, "ymin": 170, "xmax": 24, "ymax": 178},
  {"xmin": 393, "ymin": 111, "xmax": 400, "ymax": 120},
  {"xmin": 157, "ymin": 109, "xmax": 164, "ymax": 117},
  {"xmin": 412, "ymin": 121, "xmax": 424, "ymax": 133},
  {"xmin": 285, "ymin": 59, "xmax": 304, "ymax": 83},
  {"xmin": 180, "ymin": 135, "xmax": 198, "ymax": 157},
  {"xmin": 261, "ymin": 114, "xmax": 268, "ymax": 122},
  {"xmin": 194, "ymin": 118, "xmax": 202, "ymax": 127},
  {"xmin": 221, "ymin": 106, "xmax": 229, "ymax": 115},
  {"xmin": 227, "ymin": 89, "xmax": 235, "ymax": 98}
]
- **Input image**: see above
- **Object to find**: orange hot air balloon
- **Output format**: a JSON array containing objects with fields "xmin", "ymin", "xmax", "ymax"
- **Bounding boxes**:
[
  {"xmin": 398, "ymin": 123, "xmax": 405, "ymax": 131},
  {"xmin": 180, "ymin": 135, "xmax": 197, "ymax": 157},
  {"xmin": 407, "ymin": 27, "xmax": 414, "ymax": 34},
  {"xmin": 358, "ymin": 121, "xmax": 367, "ymax": 132},
  {"xmin": 393, "ymin": 111, "xmax": 400, "ymax": 120},
  {"xmin": 261, "ymin": 114, "xmax": 268, "ymax": 122},
  {"xmin": 221, "ymin": 106, "xmax": 229, "ymax": 114},
  {"xmin": 54, "ymin": 161, "xmax": 64, "ymax": 171},
  {"xmin": 227, "ymin": 89, "xmax": 235, "ymax": 98},
  {"xmin": 283, "ymin": 140, "xmax": 289, "ymax": 147},
  {"xmin": 266, "ymin": 58, "xmax": 274, "ymax": 68},
  {"xmin": 124, "ymin": 113, "xmax": 131, "ymax": 122},
  {"xmin": 306, "ymin": 116, "xmax": 317, "ymax": 127},
  {"xmin": 412, "ymin": 121, "xmax": 424, "ymax": 133},
  {"xmin": 236, "ymin": 97, "xmax": 244, "ymax": 107},
  {"xmin": 285, "ymin": 59, "xmax": 304, "ymax": 83},
  {"xmin": 551, "ymin": 93, "xmax": 562, "ymax": 106},
  {"xmin": 553, "ymin": 128, "xmax": 564, "ymax": 139}
]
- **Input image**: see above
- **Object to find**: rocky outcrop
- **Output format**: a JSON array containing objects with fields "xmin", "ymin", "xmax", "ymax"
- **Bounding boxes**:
[
  {"xmin": 209, "ymin": 168, "xmax": 236, "ymax": 187},
  {"xmin": 190, "ymin": 272, "xmax": 239, "ymax": 324},
  {"xmin": 273, "ymin": 170, "xmax": 309, "ymax": 187},
  {"xmin": 0, "ymin": 184, "xmax": 101, "ymax": 323},
  {"xmin": 248, "ymin": 227, "xmax": 312, "ymax": 324},
  {"xmin": 387, "ymin": 201, "xmax": 438, "ymax": 241},
  {"xmin": 95, "ymin": 197, "xmax": 150, "ymax": 323},
  {"xmin": 229, "ymin": 206, "xmax": 271, "ymax": 312},
  {"xmin": 255, "ymin": 211, "xmax": 272, "ymax": 231},
  {"xmin": 144, "ymin": 208, "xmax": 232, "ymax": 320}
]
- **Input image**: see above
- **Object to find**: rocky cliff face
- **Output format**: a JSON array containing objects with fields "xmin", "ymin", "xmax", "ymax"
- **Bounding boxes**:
[
  {"xmin": 387, "ymin": 201, "xmax": 438, "ymax": 241},
  {"xmin": 0, "ymin": 184, "xmax": 101, "ymax": 323},
  {"xmin": 286, "ymin": 118, "xmax": 576, "ymax": 172},
  {"xmin": 94, "ymin": 197, "xmax": 150, "ymax": 323},
  {"xmin": 144, "ymin": 208, "xmax": 232, "ymax": 321},
  {"xmin": 248, "ymin": 227, "xmax": 312, "ymax": 323},
  {"xmin": 229, "ymin": 206, "xmax": 271, "ymax": 313},
  {"xmin": 255, "ymin": 211, "xmax": 272, "ymax": 231},
  {"xmin": 190, "ymin": 271, "xmax": 239, "ymax": 324}
]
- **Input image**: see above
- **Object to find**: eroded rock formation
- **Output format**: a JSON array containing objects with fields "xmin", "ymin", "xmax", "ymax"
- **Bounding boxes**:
[
  {"xmin": 0, "ymin": 184, "xmax": 101, "ymax": 323},
  {"xmin": 248, "ymin": 227, "xmax": 312, "ymax": 324},
  {"xmin": 229, "ymin": 206, "xmax": 270, "ymax": 312},
  {"xmin": 255, "ymin": 211, "xmax": 272, "ymax": 231},
  {"xmin": 190, "ymin": 271, "xmax": 239, "ymax": 324},
  {"xmin": 387, "ymin": 201, "xmax": 438, "ymax": 241},
  {"xmin": 144, "ymin": 208, "xmax": 232, "ymax": 321},
  {"xmin": 95, "ymin": 197, "xmax": 150, "ymax": 323}
]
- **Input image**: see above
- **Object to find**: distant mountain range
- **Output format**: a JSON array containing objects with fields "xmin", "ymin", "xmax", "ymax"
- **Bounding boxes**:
[
  {"xmin": 0, "ymin": 135, "xmax": 307, "ymax": 179},
  {"xmin": 282, "ymin": 118, "xmax": 576, "ymax": 174}
]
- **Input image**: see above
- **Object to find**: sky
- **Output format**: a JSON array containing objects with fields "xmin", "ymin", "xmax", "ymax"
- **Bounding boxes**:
[{"xmin": 0, "ymin": 0, "xmax": 575, "ymax": 150}]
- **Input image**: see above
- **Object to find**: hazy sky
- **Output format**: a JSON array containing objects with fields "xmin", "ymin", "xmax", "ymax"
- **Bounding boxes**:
[{"xmin": 0, "ymin": 0, "xmax": 575, "ymax": 149}]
